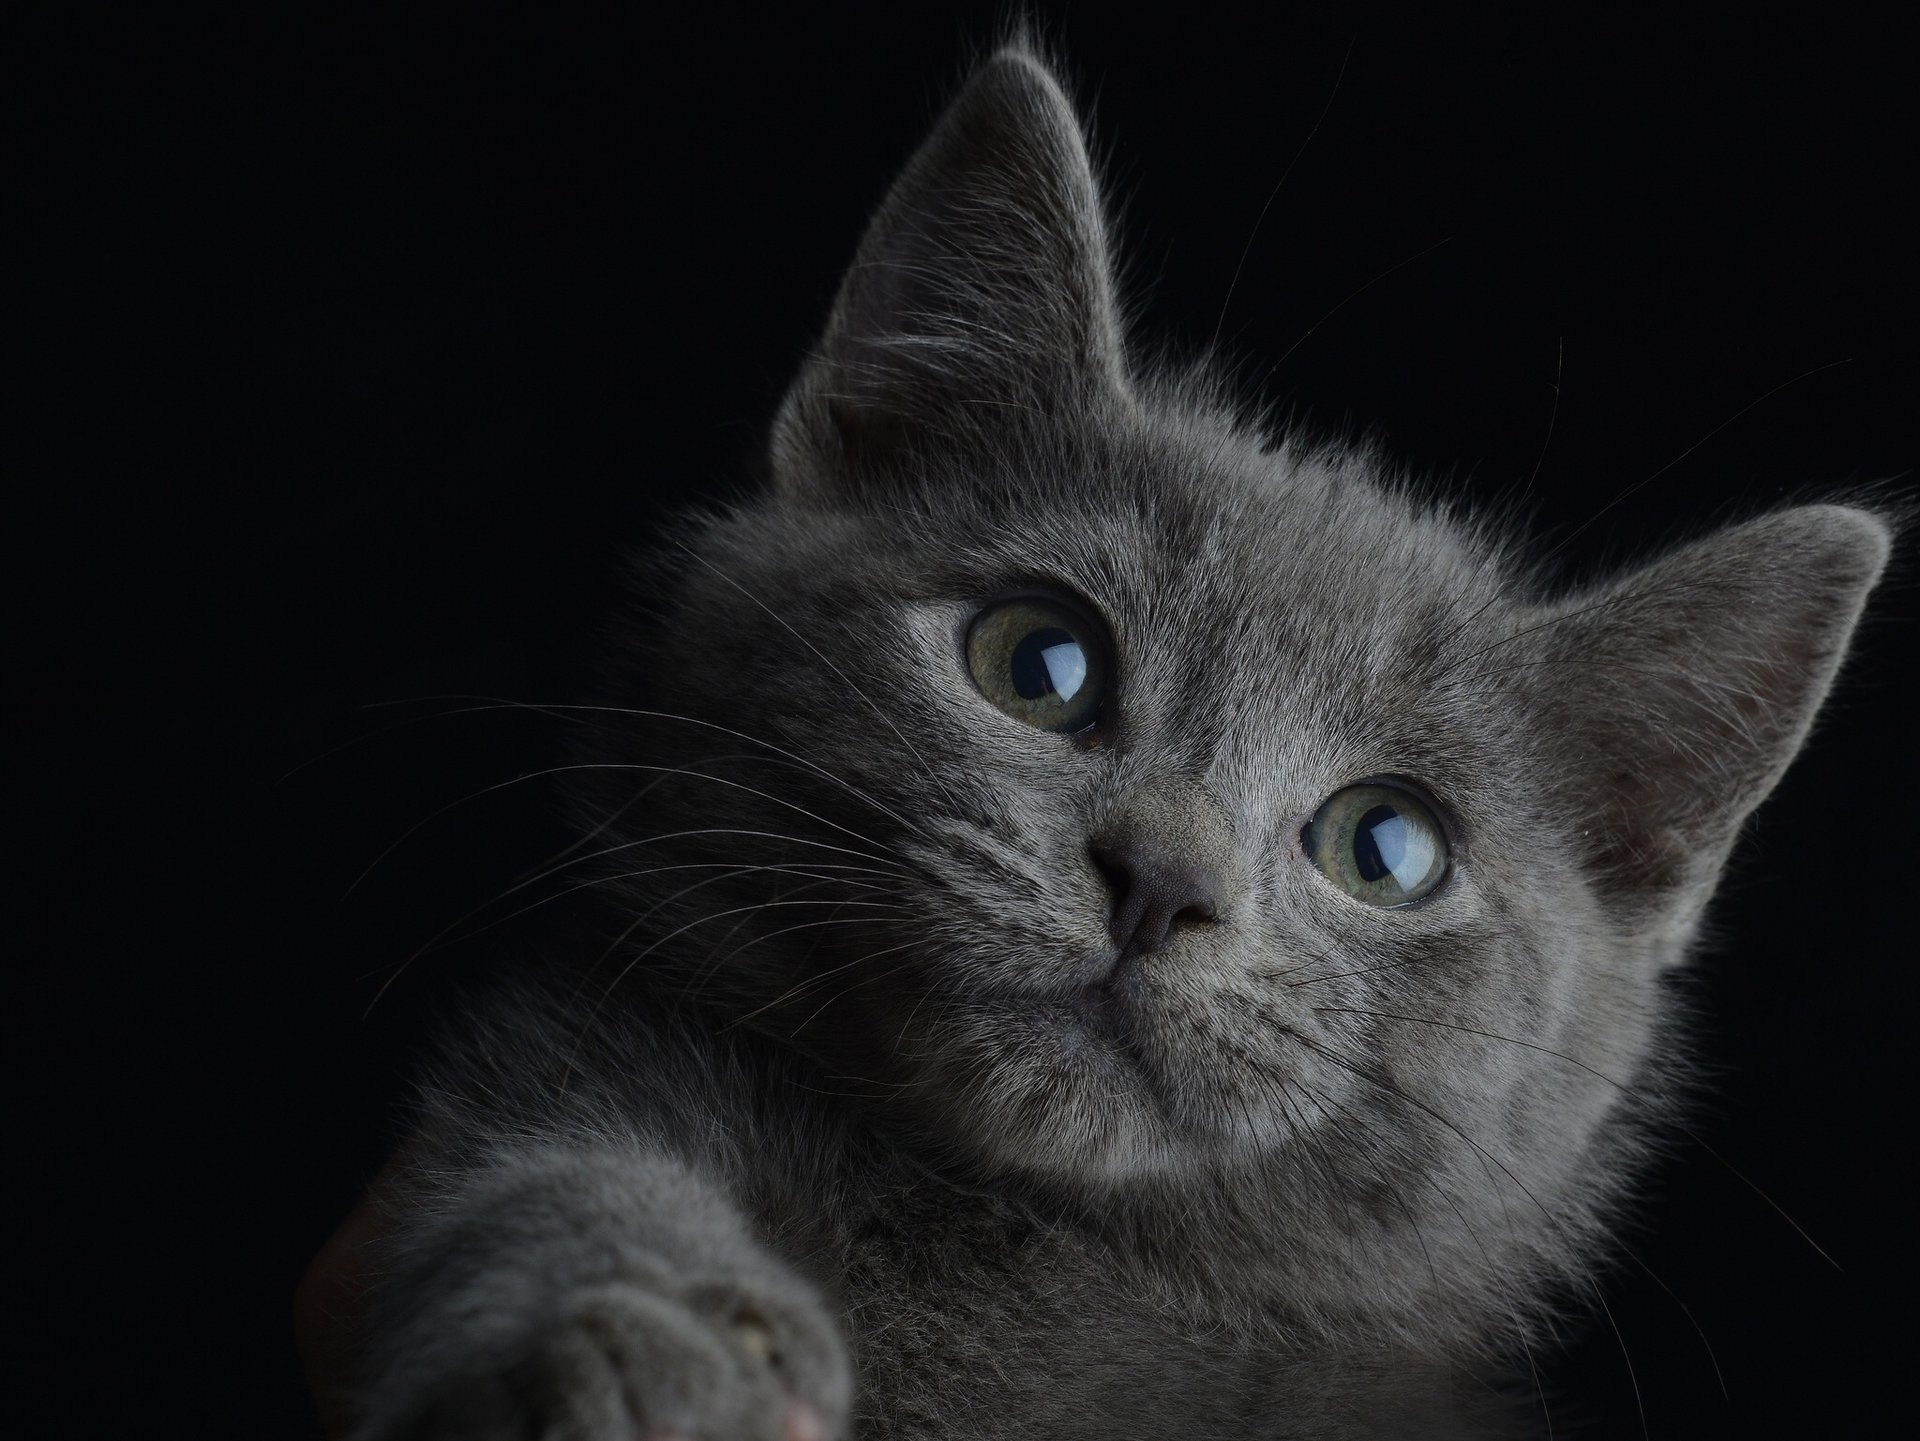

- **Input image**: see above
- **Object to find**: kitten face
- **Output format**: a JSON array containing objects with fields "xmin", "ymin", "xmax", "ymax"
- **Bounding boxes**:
[
  {"xmin": 619, "ymin": 412, "xmax": 1635, "ymax": 1203},
  {"xmin": 572, "ymin": 47, "xmax": 1885, "ymax": 1316}
]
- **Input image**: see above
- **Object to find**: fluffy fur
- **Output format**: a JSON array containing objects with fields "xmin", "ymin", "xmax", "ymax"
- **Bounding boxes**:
[{"xmin": 339, "ymin": 45, "xmax": 1891, "ymax": 1440}]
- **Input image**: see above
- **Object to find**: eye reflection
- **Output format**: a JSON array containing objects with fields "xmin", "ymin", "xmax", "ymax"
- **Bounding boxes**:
[
  {"xmin": 967, "ymin": 598, "xmax": 1107, "ymax": 733},
  {"xmin": 1011, "ymin": 629, "xmax": 1087, "ymax": 702},
  {"xmin": 1351, "ymin": 805, "xmax": 1436, "ymax": 892},
  {"xmin": 1302, "ymin": 783, "xmax": 1450, "ymax": 907}
]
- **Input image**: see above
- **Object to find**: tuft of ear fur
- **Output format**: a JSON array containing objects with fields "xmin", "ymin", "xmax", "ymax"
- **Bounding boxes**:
[
  {"xmin": 771, "ymin": 45, "xmax": 1127, "ymax": 492},
  {"xmin": 1528, "ymin": 503, "xmax": 1892, "ymax": 928}
]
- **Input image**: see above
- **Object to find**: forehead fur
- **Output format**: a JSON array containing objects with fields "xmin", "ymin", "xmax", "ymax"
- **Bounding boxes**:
[{"xmin": 713, "ymin": 386, "xmax": 1527, "ymax": 793}]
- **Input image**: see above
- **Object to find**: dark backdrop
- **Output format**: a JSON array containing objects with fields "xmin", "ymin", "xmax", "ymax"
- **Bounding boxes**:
[{"xmin": 23, "ymin": 5, "xmax": 1916, "ymax": 1436}]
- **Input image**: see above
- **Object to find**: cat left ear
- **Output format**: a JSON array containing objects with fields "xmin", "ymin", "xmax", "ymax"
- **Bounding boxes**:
[
  {"xmin": 772, "ymin": 46, "xmax": 1128, "ymax": 491},
  {"xmin": 1527, "ymin": 504, "xmax": 1891, "ymax": 929}
]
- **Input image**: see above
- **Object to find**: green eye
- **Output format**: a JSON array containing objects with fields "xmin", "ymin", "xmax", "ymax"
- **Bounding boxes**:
[
  {"xmin": 965, "ymin": 597, "xmax": 1108, "ymax": 733},
  {"xmin": 1302, "ymin": 782, "xmax": 1451, "ymax": 907}
]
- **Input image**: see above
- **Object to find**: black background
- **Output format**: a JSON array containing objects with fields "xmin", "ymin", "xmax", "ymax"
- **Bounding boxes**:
[{"xmin": 22, "ymin": 5, "xmax": 1917, "ymax": 1436}]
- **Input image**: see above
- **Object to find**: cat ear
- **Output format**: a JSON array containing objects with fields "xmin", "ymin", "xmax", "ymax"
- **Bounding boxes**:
[
  {"xmin": 1527, "ymin": 504, "xmax": 1890, "ymax": 929},
  {"xmin": 771, "ymin": 46, "xmax": 1128, "ymax": 489}
]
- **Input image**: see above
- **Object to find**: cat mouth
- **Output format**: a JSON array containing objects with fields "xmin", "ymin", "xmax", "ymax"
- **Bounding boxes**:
[
  {"xmin": 1053, "ymin": 974, "xmax": 1194, "ymax": 1140},
  {"xmin": 1063, "ymin": 984, "xmax": 1123, "ymax": 1035},
  {"xmin": 1053, "ymin": 974, "xmax": 1150, "ymax": 1068}
]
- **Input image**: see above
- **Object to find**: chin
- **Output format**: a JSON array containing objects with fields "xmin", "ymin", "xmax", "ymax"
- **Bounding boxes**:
[{"xmin": 895, "ymin": 995, "xmax": 1217, "ymax": 1190}]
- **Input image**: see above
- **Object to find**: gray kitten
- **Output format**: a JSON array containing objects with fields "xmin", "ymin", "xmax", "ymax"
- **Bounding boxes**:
[{"xmin": 335, "ymin": 45, "xmax": 1891, "ymax": 1441}]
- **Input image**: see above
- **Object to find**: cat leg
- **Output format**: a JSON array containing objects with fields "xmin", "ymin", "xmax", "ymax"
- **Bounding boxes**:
[{"xmin": 342, "ymin": 1141, "xmax": 850, "ymax": 1441}]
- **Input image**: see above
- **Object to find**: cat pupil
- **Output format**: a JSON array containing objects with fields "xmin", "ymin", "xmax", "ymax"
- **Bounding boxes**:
[
  {"xmin": 1353, "ymin": 804, "xmax": 1404, "ymax": 885},
  {"xmin": 1349, "ymin": 803, "xmax": 1442, "ymax": 895},
  {"xmin": 963, "ymin": 599, "xmax": 1105, "ymax": 732},
  {"xmin": 1010, "ymin": 627, "xmax": 1086, "ymax": 702}
]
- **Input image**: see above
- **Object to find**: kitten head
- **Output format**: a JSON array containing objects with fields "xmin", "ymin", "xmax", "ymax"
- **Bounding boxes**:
[{"xmin": 577, "ymin": 46, "xmax": 1887, "ymax": 1325}]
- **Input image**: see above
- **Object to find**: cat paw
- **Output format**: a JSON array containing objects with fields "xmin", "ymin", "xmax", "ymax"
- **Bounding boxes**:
[{"xmin": 377, "ymin": 1278, "xmax": 850, "ymax": 1441}]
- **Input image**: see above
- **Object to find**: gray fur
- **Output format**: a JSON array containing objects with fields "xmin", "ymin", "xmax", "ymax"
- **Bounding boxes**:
[{"xmin": 340, "ymin": 44, "xmax": 1892, "ymax": 1440}]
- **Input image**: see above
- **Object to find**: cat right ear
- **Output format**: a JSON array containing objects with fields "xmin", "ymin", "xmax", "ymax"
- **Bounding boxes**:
[
  {"xmin": 1524, "ymin": 503, "xmax": 1892, "ymax": 933},
  {"xmin": 770, "ymin": 46, "xmax": 1130, "ymax": 494}
]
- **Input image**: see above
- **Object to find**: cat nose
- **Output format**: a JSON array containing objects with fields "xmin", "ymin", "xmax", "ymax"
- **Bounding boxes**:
[{"xmin": 1090, "ymin": 839, "xmax": 1222, "ymax": 959}]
